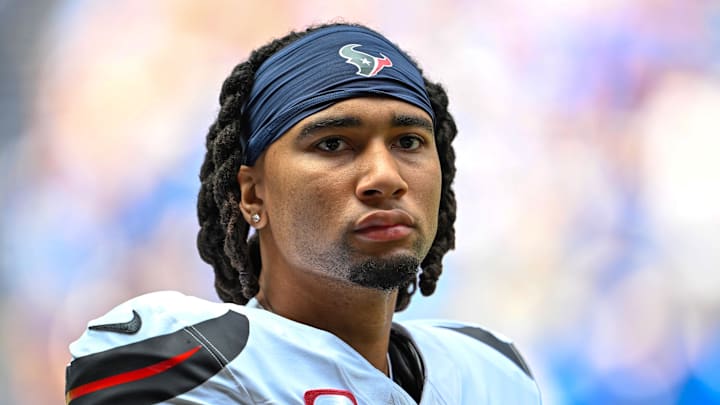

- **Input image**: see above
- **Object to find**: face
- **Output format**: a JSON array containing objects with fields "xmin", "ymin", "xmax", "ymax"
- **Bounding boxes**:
[{"xmin": 244, "ymin": 97, "xmax": 441, "ymax": 291}]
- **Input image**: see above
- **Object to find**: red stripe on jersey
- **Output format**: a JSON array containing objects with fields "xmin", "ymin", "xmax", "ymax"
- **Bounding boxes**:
[{"xmin": 66, "ymin": 345, "xmax": 202, "ymax": 403}]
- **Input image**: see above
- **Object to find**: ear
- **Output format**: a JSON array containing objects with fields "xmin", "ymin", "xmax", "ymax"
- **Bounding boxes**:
[{"xmin": 237, "ymin": 165, "xmax": 266, "ymax": 228}]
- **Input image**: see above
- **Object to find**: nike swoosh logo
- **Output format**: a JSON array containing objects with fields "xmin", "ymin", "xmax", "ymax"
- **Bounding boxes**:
[{"xmin": 89, "ymin": 310, "xmax": 142, "ymax": 334}]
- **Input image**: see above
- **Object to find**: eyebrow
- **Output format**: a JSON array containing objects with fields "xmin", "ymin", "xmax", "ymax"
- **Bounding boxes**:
[
  {"xmin": 297, "ymin": 113, "xmax": 434, "ymax": 140},
  {"xmin": 299, "ymin": 116, "xmax": 362, "ymax": 139},
  {"xmin": 392, "ymin": 114, "xmax": 434, "ymax": 134}
]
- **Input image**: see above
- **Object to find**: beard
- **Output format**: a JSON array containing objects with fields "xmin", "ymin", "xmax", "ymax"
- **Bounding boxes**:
[
  {"xmin": 287, "ymin": 212, "xmax": 429, "ymax": 292},
  {"xmin": 303, "ymin": 236, "xmax": 422, "ymax": 292},
  {"xmin": 345, "ymin": 255, "xmax": 420, "ymax": 291}
]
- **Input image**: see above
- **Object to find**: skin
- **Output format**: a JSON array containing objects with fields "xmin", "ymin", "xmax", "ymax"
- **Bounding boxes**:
[{"xmin": 238, "ymin": 97, "xmax": 441, "ymax": 376}]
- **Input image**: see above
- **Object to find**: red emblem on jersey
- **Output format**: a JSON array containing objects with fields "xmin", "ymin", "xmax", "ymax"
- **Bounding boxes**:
[{"xmin": 304, "ymin": 389, "xmax": 358, "ymax": 405}]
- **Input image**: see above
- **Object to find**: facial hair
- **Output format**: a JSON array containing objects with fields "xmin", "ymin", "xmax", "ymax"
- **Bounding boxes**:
[
  {"xmin": 305, "ymin": 240, "xmax": 422, "ymax": 292},
  {"xmin": 346, "ymin": 255, "xmax": 420, "ymax": 291}
]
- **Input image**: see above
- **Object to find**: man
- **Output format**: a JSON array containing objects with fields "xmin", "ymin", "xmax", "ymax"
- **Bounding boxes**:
[{"xmin": 65, "ymin": 23, "xmax": 541, "ymax": 404}]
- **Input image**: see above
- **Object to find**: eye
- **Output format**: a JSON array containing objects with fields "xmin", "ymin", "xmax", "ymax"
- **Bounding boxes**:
[
  {"xmin": 316, "ymin": 137, "xmax": 350, "ymax": 152},
  {"xmin": 393, "ymin": 135, "xmax": 424, "ymax": 151}
]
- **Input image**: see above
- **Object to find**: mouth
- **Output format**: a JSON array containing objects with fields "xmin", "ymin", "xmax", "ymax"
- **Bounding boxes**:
[{"xmin": 353, "ymin": 210, "xmax": 415, "ymax": 242}]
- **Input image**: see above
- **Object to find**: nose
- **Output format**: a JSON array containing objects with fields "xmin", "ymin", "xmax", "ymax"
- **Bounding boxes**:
[{"xmin": 355, "ymin": 142, "xmax": 408, "ymax": 202}]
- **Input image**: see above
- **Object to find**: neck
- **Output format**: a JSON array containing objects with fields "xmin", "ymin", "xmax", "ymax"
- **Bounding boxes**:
[{"xmin": 256, "ymin": 270, "xmax": 397, "ymax": 376}]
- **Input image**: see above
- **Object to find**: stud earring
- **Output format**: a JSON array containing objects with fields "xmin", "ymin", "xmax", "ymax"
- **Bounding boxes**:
[{"xmin": 251, "ymin": 213, "xmax": 261, "ymax": 223}]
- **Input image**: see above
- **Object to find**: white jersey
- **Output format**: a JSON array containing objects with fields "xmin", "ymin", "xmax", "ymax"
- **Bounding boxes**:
[{"xmin": 66, "ymin": 291, "xmax": 541, "ymax": 404}]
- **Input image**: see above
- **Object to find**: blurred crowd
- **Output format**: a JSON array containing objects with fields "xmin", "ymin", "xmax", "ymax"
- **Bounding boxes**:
[{"xmin": 1, "ymin": 1, "xmax": 719, "ymax": 404}]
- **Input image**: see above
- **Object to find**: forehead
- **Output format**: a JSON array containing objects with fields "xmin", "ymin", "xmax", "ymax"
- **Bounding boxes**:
[{"xmin": 289, "ymin": 97, "xmax": 434, "ymax": 137}]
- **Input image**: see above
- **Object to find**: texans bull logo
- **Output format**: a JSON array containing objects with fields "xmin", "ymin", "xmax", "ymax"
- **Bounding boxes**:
[{"xmin": 338, "ymin": 44, "xmax": 393, "ymax": 77}]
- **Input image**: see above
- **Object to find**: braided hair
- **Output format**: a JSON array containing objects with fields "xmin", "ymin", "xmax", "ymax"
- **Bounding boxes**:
[{"xmin": 197, "ymin": 23, "xmax": 457, "ymax": 312}]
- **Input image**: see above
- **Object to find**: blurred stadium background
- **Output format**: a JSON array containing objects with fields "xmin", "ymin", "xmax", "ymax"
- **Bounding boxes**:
[{"xmin": 1, "ymin": 1, "xmax": 719, "ymax": 404}]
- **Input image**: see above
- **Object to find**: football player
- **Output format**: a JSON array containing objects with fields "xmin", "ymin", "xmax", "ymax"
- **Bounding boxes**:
[{"xmin": 66, "ymin": 23, "xmax": 541, "ymax": 404}]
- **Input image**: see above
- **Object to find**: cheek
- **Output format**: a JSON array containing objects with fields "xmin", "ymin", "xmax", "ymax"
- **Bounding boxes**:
[
  {"xmin": 419, "ymin": 163, "xmax": 443, "ymax": 231},
  {"xmin": 265, "ymin": 165, "xmax": 352, "ymax": 228},
  {"xmin": 419, "ymin": 161, "xmax": 442, "ymax": 207},
  {"xmin": 292, "ymin": 174, "xmax": 353, "ymax": 217},
  {"xmin": 432, "ymin": 162, "xmax": 443, "ymax": 199}
]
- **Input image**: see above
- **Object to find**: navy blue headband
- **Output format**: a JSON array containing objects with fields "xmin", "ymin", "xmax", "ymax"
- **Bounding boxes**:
[{"xmin": 243, "ymin": 25, "xmax": 434, "ymax": 165}]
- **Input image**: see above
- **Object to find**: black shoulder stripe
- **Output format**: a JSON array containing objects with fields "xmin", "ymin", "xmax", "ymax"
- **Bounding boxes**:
[
  {"xmin": 66, "ymin": 310, "xmax": 249, "ymax": 404},
  {"xmin": 440, "ymin": 326, "xmax": 534, "ymax": 379}
]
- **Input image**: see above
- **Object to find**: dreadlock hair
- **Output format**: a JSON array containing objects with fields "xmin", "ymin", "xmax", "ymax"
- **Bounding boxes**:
[{"xmin": 197, "ymin": 22, "xmax": 457, "ymax": 312}]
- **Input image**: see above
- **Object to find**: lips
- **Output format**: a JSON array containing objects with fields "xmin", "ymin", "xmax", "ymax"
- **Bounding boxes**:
[{"xmin": 353, "ymin": 210, "xmax": 414, "ymax": 242}]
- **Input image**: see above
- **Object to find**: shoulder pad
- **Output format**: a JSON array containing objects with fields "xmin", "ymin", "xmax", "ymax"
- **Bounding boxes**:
[
  {"xmin": 66, "ymin": 292, "xmax": 249, "ymax": 404},
  {"xmin": 439, "ymin": 324, "xmax": 534, "ymax": 379}
]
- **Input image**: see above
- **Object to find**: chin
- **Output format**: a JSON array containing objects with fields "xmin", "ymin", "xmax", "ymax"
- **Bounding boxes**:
[{"xmin": 345, "ymin": 255, "xmax": 420, "ymax": 292}]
